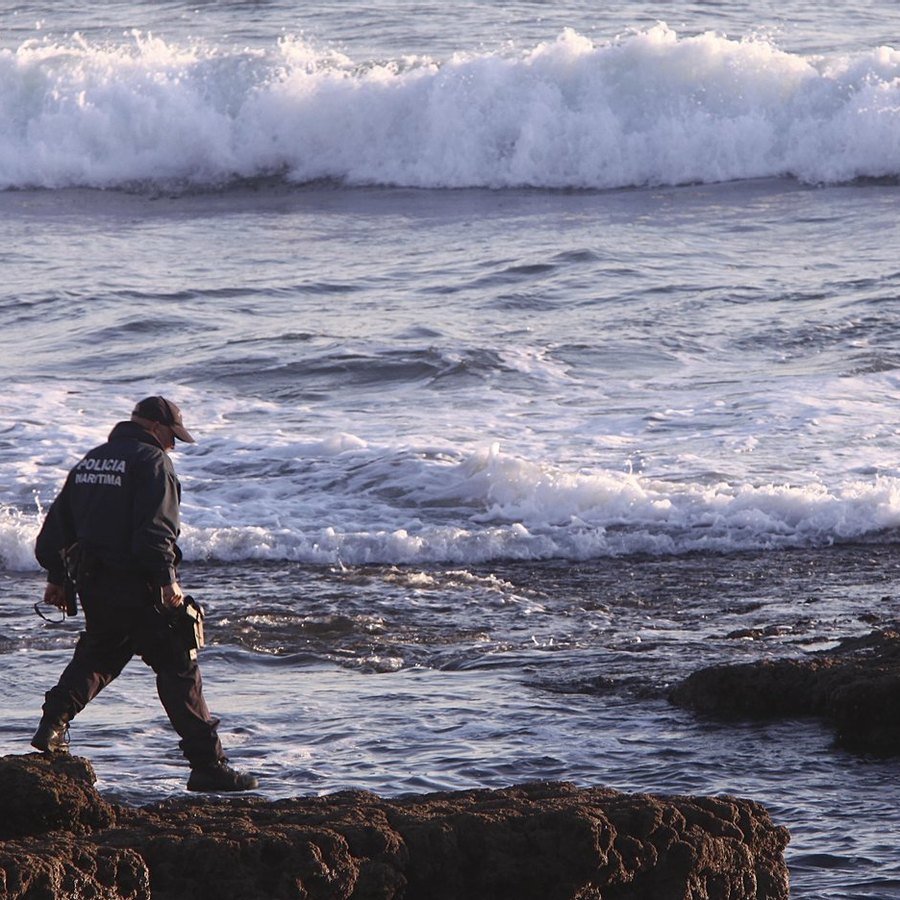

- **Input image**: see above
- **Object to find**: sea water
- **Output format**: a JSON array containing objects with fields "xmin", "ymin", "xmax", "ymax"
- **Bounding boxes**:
[{"xmin": 2, "ymin": 2, "xmax": 900, "ymax": 896}]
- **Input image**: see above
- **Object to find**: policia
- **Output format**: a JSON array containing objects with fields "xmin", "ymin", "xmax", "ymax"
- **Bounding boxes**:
[{"xmin": 32, "ymin": 396, "xmax": 258, "ymax": 793}]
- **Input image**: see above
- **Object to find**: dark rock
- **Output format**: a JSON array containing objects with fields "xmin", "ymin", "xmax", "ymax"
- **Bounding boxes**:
[
  {"xmin": 0, "ymin": 753, "xmax": 790, "ymax": 900},
  {"xmin": 0, "ymin": 752, "xmax": 117, "ymax": 839},
  {"xmin": 0, "ymin": 837, "xmax": 149, "ymax": 900},
  {"xmin": 670, "ymin": 627, "xmax": 900, "ymax": 755}
]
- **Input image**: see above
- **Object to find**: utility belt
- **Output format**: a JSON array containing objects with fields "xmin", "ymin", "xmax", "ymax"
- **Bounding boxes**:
[
  {"xmin": 68, "ymin": 543, "xmax": 205, "ymax": 660},
  {"xmin": 70, "ymin": 544, "xmax": 129, "ymax": 588},
  {"xmin": 54, "ymin": 542, "xmax": 116, "ymax": 615}
]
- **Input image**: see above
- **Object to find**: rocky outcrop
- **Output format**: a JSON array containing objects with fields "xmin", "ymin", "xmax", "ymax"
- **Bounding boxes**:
[
  {"xmin": 0, "ymin": 754, "xmax": 148, "ymax": 899},
  {"xmin": 670, "ymin": 627, "xmax": 900, "ymax": 755},
  {"xmin": 0, "ymin": 753, "xmax": 790, "ymax": 900}
]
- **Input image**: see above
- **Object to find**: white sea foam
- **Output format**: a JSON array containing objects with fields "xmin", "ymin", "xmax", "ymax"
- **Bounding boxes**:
[
  {"xmin": 1, "ymin": 25, "xmax": 899, "ymax": 191},
  {"xmin": 5, "ymin": 427, "xmax": 900, "ymax": 570},
  {"xmin": 3, "ymin": 366, "xmax": 900, "ymax": 570}
]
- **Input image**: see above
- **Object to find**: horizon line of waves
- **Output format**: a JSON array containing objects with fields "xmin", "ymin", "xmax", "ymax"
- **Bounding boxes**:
[
  {"xmin": 128, "ymin": 447, "xmax": 900, "ymax": 560},
  {"xmin": 178, "ymin": 511, "xmax": 900, "ymax": 566},
  {"xmin": 8, "ymin": 471, "xmax": 900, "ymax": 570},
  {"xmin": 2, "ymin": 25, "xmax": 900, "ymax": 191}
]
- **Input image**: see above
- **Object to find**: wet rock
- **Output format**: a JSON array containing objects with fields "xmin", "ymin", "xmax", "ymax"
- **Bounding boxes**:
[
  {"xmin": 0, "ymin": 753, "xmax": 790, "ymax": 900},
  {"xmin": 671, "ymin": 627, "xmax": 900, "ymax": 755}
]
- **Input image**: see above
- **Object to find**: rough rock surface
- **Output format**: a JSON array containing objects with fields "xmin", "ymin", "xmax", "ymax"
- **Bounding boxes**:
[
  {"xmin": 670, "ymin": 627, "xmax": 900, "ymax": 755},
  {"xmin": 0, "ymin": 753, "xmax": 790, "ymax": 900}
]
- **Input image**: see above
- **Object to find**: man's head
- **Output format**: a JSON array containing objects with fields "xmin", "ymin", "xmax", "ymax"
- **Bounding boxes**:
[{"xmin": 131, "ymin": 396, "xmax": 196, "ymax": 450}]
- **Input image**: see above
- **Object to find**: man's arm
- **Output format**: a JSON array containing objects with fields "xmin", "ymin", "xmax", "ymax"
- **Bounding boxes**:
[
  {"xmin": 35, "ymin": 482, "xmax": 76, "ymax": 586},
  {"xmin": 131, "ymin": 454, "xmax": 182, "ymax": 588}
]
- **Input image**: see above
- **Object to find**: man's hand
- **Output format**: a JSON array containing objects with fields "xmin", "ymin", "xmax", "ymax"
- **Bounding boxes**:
[
  {"xmin": 161, "ymin": 581, "xmax": 185, "ymax": 609},
  {"xmin": 43, "ymin": 582, "xmax": 68, "ymax": 611}
]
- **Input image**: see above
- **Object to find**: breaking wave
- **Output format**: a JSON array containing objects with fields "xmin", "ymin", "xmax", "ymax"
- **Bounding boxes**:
[
  {"xmin": 4, "ymin": 440, "xmax": 900, "ymax": 570},
  {"xmin": 2, "ymin": 24, "xmax": 900, "ymax": 191}
]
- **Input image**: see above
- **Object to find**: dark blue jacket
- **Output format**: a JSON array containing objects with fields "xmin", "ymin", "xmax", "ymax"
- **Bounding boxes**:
[{"xmin": 35, "ymin": 421, "xmax": 182, "ymax": 588}]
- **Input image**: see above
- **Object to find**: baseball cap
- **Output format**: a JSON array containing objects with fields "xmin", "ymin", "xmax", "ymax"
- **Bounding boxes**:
[{"xmin": 132, "ymin": 396, "xmax": 196, "ymax": 443}]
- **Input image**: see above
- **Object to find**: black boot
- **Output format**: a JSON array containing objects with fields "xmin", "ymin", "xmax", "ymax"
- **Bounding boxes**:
[
  {"xmin": 31, "ymin": 718, "xmax": 70, "ymax": 753},
  {"xmin": 186, "ymin": 760, "xmax": 258, "ymax": 792}
]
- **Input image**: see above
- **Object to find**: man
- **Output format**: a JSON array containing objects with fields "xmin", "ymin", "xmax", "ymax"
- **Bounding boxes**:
[{"xmin": 32, "ymin": 396, "xmax": 258, "ymax": 793}]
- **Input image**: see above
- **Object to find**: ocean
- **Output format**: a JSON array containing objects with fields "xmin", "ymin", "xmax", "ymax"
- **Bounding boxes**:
[{"xmin": 2, "ymin": 1, "xmax": 900, "ymax": 895}]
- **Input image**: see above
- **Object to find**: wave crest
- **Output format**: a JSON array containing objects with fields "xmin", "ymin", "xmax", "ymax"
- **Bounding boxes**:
[{"xmin": 2, "ymin": 25, "xmax": 900, "ymax": 190}]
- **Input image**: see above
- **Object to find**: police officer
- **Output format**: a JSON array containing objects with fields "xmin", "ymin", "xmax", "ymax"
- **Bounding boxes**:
[{"xmin": 32, "ymin": 396, "xmax": 258, "ymax": 793}]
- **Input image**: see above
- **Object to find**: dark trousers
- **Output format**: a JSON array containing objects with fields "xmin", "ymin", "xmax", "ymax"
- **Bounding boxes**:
[{"xmin": 41, "ymin": 568, "xmax": 224, "ymax": 767}]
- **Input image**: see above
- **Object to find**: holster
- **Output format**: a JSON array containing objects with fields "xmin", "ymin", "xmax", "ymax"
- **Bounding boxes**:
[
  {"xmin": 60, "ymin": 543, "xmax": 82, "ymax": 616},
  {"xmin": 59, "ymin": 545, "xmax": 108, "ymax": 616},
  {"xmin": 168, "ymin": 596, "xmax": 205, "ymax": 661},
  {"xmin": 75, "ymin": 546, "xmax": 103, "ymax": 585}
]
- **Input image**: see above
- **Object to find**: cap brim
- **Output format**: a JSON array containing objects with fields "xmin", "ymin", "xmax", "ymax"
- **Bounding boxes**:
[{"xmin": 172, "ymin": 425, "xmax": 196, "ymax": 443}]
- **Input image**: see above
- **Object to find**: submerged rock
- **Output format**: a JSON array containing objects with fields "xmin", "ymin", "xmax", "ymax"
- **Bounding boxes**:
[
  {"xmin": 670, "ymin": 627, "xmax": 900, "ymax": 755},
  {"xmin": 0, "ymin": 753, "xmax": 790, "ymax": 900}
]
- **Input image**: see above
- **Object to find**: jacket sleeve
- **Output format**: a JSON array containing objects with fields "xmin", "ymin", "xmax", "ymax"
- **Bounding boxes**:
[
  {"xmin": 34, "ymin": 481, "xmax": 77, "ymax": 585},
  {"xmin": 131, "ymin": 452, "xmax": 182, "ymax": 587}
]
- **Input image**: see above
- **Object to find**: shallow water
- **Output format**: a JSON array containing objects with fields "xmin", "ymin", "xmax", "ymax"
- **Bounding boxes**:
[{"xmin": 4, "ymin": 545, "xmax": 900, "ymax": 896}]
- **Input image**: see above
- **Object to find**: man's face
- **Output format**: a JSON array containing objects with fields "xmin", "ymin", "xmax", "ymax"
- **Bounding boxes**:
[{"xmin": 151, "ymin": 422, "xmax": 176, "ymax": 452}]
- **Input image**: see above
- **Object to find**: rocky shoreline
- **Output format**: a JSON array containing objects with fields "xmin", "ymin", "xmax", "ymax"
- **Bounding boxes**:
[
  {"xmin": 0, "ymin": 753, "xmax": 789, "ymax": 900},
  {"xmin": 670, "ymin": 627, "xmax": 900, "ymax": 756},
  {"xmin": 7, "ymin": 623, "xmax": 900, "ymax": 897}
]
